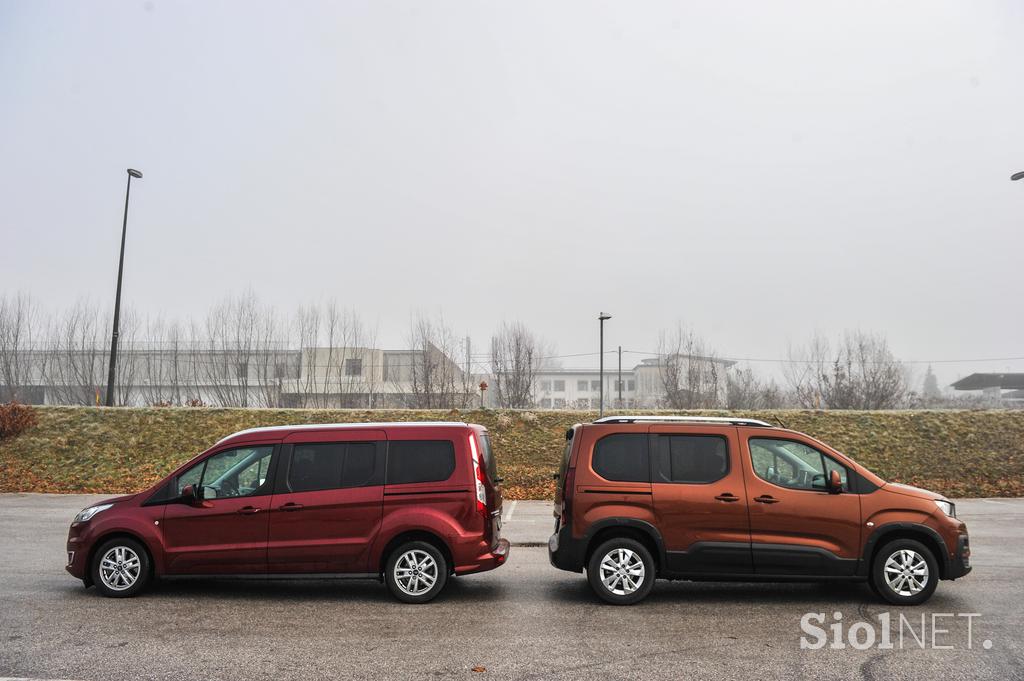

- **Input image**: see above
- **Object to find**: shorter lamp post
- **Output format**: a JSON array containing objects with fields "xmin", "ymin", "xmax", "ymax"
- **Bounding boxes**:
[{"xmin": 598, "ymin": 312, "xmax": 612, "ymax": 417}]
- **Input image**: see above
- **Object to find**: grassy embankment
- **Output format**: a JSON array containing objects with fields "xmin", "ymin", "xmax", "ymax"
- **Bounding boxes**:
[{"xmin": 1, "ymin": 407, "xmax": 1022, "ymax": 498}]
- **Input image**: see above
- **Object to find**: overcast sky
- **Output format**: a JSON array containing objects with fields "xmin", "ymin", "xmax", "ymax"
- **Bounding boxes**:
[{"xmin": 1, "ymin": 0, "xmax": 1022, "ymax": 386}]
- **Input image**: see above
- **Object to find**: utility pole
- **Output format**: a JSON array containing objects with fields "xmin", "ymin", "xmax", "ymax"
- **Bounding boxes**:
[
  {"xmin": 104, "ymin": 168, "xmax": 142, "ymax": 407},
  {"xmin": 465, "ymin": 336, "xmax": 471, "ymax": 399},
  {"xmin": 617, "ymin": 345, "xmax": 622, "ymax": 409}
]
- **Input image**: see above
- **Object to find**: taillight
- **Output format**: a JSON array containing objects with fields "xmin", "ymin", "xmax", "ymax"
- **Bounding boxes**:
[
  {"xmin": 561, "ymin": 467, "xmax": 575, "ymax": 529},
  {"xmin": 468, "ymin": 432, "xmax": 488, "ymax": 517}
]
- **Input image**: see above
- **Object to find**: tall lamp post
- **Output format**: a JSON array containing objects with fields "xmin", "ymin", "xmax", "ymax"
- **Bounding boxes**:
[
  {"xmin": 104, "ymin": 168, "xmax": 143, "ymax": 407},
  {"xmin": 598, "ymin": 312, "xmax": 612, "ymax": 417}
]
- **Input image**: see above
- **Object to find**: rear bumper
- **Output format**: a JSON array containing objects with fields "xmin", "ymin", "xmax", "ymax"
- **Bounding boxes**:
[
  {"xmin": 454, "ymin": 538, "xmax": 510, "ymax": 575},
  {"xmin": 548, "ymin": 523, "xmax": 584, "ymax": 573}
]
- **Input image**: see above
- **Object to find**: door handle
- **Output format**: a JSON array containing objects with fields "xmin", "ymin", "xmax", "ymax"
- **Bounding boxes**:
[
  {"xmin": 280, "ymin": 502, "xmax": 304, "ymax": 512},
  {"xmin": 237, "ymin": 506, "xmax": 261, "ymax": 515},
  {"xmin": 714, "ymin": 493, "xmax": 740, "ymax": 502},
  {"xmin": 754, "ymin": 495, "xmax": 780, "ymax": 504}
]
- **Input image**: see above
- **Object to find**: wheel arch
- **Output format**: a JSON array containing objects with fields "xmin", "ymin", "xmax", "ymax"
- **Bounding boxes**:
[
  {"xmin": 377, "ymin": 530, "xmax": 455, "ymax": 576},
  {"xmin": 583, "ymin": 519, "xmax": 666, "ymax": 574},
  {"xmin": 862, "ymin": 523, "xmax": 949, "ymax": 579},
  {"xmin": 88, "ymin": 530, "xmax": 157, "ymax": 580}
]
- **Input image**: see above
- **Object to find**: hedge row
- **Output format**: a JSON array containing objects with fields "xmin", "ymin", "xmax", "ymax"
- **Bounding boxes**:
[{"xmin": 1, "ymin": 406, "xmax": 1022, "ymax": 498}]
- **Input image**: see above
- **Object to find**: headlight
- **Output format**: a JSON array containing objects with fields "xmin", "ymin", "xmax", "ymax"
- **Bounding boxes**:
[
  {"xmin": 73, "ymin": 503, "xmax": 113, "ymax": 523},
  {"xmin": 934, "ymin": 500, "xmax": 956, "ymax": 518}
]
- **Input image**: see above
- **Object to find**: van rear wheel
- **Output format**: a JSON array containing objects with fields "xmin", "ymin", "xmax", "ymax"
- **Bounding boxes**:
[
  {"xmin": 587, "ymin": 538, "xmax": 655, "ymax": 605},
  {"xmin": 385, "ymin": 541, "xmax": 448, "ymax": 604}
]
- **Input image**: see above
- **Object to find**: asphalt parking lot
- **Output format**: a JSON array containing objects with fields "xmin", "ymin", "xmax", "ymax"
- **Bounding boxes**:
[{"xmin": 1, "ymin": 495, "xmax": 1022, "ymax": 681}]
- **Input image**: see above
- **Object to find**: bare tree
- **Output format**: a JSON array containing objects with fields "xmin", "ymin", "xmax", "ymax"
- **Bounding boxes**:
[
  {"xmin": 406, "ymin": 313, "xmax": 469, "ymax": 408},
  {"xmin": 38, "ymin": 300, "xmax": 107, "ymax": 405},
  {"xmin": 199, "ymin": 292, "xmax": 266, "ymax": 407},
  {"xmin": 0, "ymin": 293, "xmax": 39, "ymax": 402},
  {"xmin": 726, "ymin": 365, "xmax": 785, "ymax": 409},
  {"xmin": 490, "ymin": 321, "xmax": 546, "ymax": 408},
  {"xmin": 784, "ymin": 330, "xmax": 908, "ymax": 409},
  {"xmin": 655, "ymin": 324, "xmax": 724, "ymax": 408}
]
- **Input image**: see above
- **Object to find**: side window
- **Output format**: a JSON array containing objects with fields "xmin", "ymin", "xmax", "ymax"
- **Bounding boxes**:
[
  {"xmin": 822, "ymin": 455, "xmax": 849, "ymax": 492},
  {"xmin": 288, "ymin": 442, "xmax": 382, "ymax": 492},
  {"xmin": 176, "ymin": 461, "xmax": 204, "ymax": 496},
  {"xmin": 655, "ymin": 435, "xmax": 728, "ymax": 484},
  {"xmin": 749, "ymin": 438, "xmax": 847, "ymax": 492},
  {"xmin": 290, "ymin": 444, "xmax": 345, "ymax": 492},
  {"xmin": 592, "ymin": 433, "xmax": 649, "ymax": 483},
  {"xmin": 342, "ymin": 443, "xmax": 377, "ymax": 488},
  {"xmin": 386, "ymin": 440, "xmax": 456, "ymax": 485},
  {"xmin": 180, "ymin": 446, "xmax": 274, "ymax": 499}
]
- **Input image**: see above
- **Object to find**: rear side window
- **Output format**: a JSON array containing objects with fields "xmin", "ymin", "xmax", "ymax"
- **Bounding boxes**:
[
  {"xmin": 592, "ymin": 433, "xmax": 649, "ymax": 482},
  {"xmin": 288, "ymin": 442, "xmax": 382, "ymax": 492},
  {"xmin": 654, "ymin": 435, "xmax": 728, "ymax": 484},
  {"xmin": 386, "ymin": 440, "xmax": 456, "ymax": 485},
  {"xmin": 479, "ymin": 433, "xmax": 498, "ymax": 482}
]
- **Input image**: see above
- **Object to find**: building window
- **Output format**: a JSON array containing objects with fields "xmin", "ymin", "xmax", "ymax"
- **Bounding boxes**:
[
  {"xmin": 591, "ymin": 380, "xmax": 601, "ymax": 391},
  {"xmin": 577, "ymin": 380, "xmax": 588, "ymax": 391},
  {"xmin": 553, "ymin": 398, "xmax": 566, "ymax": 408},
  {"xmin": 553, "ymin": 380, "xmax": 565, "ymax": 392},
  {"xmin": 344, "ymin": 358, "xmax": 363, "ymax": 377},
  {"xmin": 236, "ymin": 362, "xmax": 248, "ymax": 379},
  {"xmin": 628, "ymin": 380, "xmax": 636, "ymax": 391},
  {"xmin": 541, "ymin": 381, "xmax": 552, "ymax": 391},
  {"xmin": 540, "ymin": 398, "xmax": 552, "ymax": 408}
]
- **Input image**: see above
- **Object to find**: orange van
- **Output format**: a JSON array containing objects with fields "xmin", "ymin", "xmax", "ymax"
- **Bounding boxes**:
[{"xmin": 548, "ymin": 416, "xmax": 970, "ymax": 605}]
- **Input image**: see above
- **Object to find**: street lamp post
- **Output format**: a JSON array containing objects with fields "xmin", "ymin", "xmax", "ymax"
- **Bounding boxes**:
[
  {"xmin": 104, "ymin": 168, "xmax": 143, "ymax": 407},
  {"xmin": 598, "ymin": 312, "xmax": 612, "ymax": 417}
]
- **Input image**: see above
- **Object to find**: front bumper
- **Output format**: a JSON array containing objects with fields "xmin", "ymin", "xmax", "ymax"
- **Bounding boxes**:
[
  {"xmin": 65, "ymin": 523, "xmax": 90, "ymax": 580},
  {"xmin": 946, "ymin": 534, "xmax": 972, "ymax": 579}
]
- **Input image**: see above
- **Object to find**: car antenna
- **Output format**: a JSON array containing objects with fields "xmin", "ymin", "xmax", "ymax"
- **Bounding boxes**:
[{"xmin": 772, "ymin": 415, "xmax": 788, "ymax": 429}]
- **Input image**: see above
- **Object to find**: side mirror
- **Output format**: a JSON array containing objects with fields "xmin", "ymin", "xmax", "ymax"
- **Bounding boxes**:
[
  {"xmin": 180, "ymin": 484, "xmax": 201, "ymax": 506},
  {"xmin": 827, "ymin": 469, "xmax": 843, "ymax": 494}
]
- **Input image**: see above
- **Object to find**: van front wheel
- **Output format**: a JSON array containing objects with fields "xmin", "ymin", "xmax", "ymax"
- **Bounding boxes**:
[
  {"xmin": 870, "ymin": 539, "xmax": 939, "ymax": 605},
  {"xmin": 587, "ymin": 538, "xmax": 655, "ymax": 605}
]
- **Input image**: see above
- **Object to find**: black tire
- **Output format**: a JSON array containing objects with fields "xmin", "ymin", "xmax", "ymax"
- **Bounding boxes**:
[
  {"xmin": 91, "ymin": 537, "xmax": 151, "ymax": 598},
  {"xmin": 870, "ymin": 539, "xmax": 939, "ymax": 606},
  {"xmin": 587, "ymin": 538, "xmax": 655, "ymax": 605},
  {"xmin": 384, "ymin": 541, "xmax": 449, "ymax": 604}
]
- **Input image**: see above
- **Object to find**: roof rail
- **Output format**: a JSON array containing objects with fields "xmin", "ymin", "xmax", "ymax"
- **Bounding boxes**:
[{"xmin": 592, "ymin": 415, "xmax": 774, "ymax": 427}]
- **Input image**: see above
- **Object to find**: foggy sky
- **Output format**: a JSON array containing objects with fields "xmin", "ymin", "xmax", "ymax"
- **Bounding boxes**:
[{"xmin": 1, "ymin": 0, "xmax": 1022, "ymax": 386}]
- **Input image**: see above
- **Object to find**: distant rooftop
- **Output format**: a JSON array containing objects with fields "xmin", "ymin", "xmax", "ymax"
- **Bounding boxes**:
[{"xmin": 950, "ymin": 373, "xmax": 1024, "ymax": 391}]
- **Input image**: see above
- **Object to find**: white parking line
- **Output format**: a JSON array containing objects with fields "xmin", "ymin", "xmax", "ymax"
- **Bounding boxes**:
[
  {"xmin": 0, "ymin": 677, "xmax": 83, "ymax": 681},
  {"xmin": 981, "ymin": 499, "xmax": 1009, "ymax": 505},
  {"xmin": 503, "ymin": 500, "xmax": 518, "ymax": 522}
]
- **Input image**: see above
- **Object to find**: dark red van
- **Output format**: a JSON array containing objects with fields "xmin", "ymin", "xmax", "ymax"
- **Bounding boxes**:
[{"xmin": 66, "ymin": 422, "xmax": 509, "ymax": 603}]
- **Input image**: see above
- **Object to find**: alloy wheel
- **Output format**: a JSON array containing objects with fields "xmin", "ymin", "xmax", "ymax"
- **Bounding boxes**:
[
  {"xmin": 98, "ymin": 545, "xmax": 142, "ymax": 592},
  {"xmin": 598, "ymin": 547, "xmax": 646, "ymax": 596},
  {"xmin": 393, "ymin": 549, "xmax": 439, "ymax": 596},
  {"xmin": 883, "ymin": 548, "xmax": 929, "ymax": 596}
]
